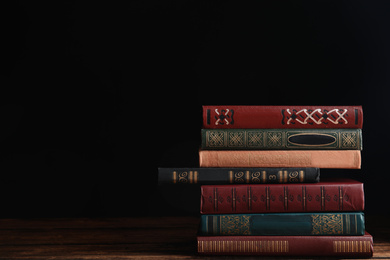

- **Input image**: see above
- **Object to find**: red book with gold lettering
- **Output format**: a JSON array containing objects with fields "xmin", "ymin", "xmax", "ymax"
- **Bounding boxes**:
[
  {"xmin": 200, "ymin": 179, "xmax": 364, "ymax": 214},
  {"xmin": 203, "ymin": 105, "xmax": 363, "ymax": 129}
]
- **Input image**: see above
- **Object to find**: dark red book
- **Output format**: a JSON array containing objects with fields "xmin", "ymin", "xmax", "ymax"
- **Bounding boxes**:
[
  {"xmin": 200, "ymin": 179, "xmax": 364, "ymax": 214},
  {"xmin": 203, "ymin": 105, "xmax": 363, "ymax": 129},
  {"xmin": 197, "ymin": 232, "xmax": 373, "ymax": 257}
]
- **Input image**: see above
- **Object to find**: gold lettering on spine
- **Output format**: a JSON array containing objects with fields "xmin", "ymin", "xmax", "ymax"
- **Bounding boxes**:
[
  {"xmin": 263, "ymin": 171, "xmax": 267, "ymax": 183},
  {"xmin": 278, "ymin": 170, "xmax": 282, "ymax": 183},
  {"xmin": 246, "ymin": 171, "xmax": 250, "ymax": 183},
  {"xmin": 194, "ymin": 171, "xmax": 198, "ymax": 184},
  {"xmin": 299, "ymin": 170, "xmax": 304, "ymax": 182},
  {"xmin": 229, "ymin": 171, "xmax": 233, "ymax": 183},
  {"xmin": 189, "ymin": 171, "xmax": 193, "ymax": 183},
  {"xmin": 284, "ymin": 171, "xmax": 288, "ymax": 183}
]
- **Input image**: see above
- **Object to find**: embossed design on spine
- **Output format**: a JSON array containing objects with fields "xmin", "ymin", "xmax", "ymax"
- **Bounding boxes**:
[
  {"xmin": 302, "ymin": 186, "xmax": 307, "ymax": 211},
  {"xmin": 232, "ymin": 188, "xmax": 236, "ymax": 212},
  {"xmin": 248, "ymin": 187, "xmax": 252, "ymax": 211},
  {"xmin": 311, "ymin": 214, "xmax": 343, "ymax": 235},
  {"xmin": 339, "ymin": 186, "xmax": 343, "ymax": 210},
  {"xmin": 284, "ymin": 187, "xmax": 288, "ymax": 211},
  {"xmin": 266, "ymin": 187, "xmax": 270, "ymax": 210},
  {"xmin": 333, "ymin": 240, "xmax": 371, "ymax": 253},
  {"xmin": 198, "ymin": 240, "xmax": 289, "ymax": 253},
  {"xmin": 283, "ymin": 108, "xmax": 349, "ymax": 125},
  {"xmin": 214, "ymin": 188, "xmax": 218, "ymax": 212},
  {"xmin": 220, "ymin": 215, "xmax": 250, "ymax": 235},
  {"xmin": 214, "ymin": 108, "xmax": 234, "ymax": 125},
  {"xmin": 172, "ymin": 171, "xmax": 198, "ymax": 183}
]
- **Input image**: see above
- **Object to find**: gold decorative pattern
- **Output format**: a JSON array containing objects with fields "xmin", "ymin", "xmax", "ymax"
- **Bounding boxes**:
[
  {"xmin": 220, "ymin": 215, "xmax": 251, "ymax": 235},
  {"xmin": 341, "ymin": 132, "xmax": 357, "ymax": 148},
  {"xmin": 333, "ymin": 240, "xmax": 371, "ymax": 253},
  {"xmin": 198, "ymin": 240, "xmax": 289, "ymax": 253},
  {"xmin": 312, "ymin": 214, "xmax": 343, "ymax": 235}
]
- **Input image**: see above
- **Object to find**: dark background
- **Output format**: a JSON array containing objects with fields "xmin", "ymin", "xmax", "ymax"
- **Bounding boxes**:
[{"xmin": 1, "ymin": 1, "xmax": 389, "ymax": 218}]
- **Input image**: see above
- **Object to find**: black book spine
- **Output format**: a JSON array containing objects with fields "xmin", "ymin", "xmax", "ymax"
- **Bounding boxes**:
[{"xmin": 158, "ymin": 168, "xmax": 320, "ymax": 185}]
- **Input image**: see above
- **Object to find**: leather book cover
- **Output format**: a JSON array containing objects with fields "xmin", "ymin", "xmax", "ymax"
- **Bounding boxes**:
[
  {"xmin": 197, "ymin": 232, "xmax": 373, "ymax": 257},
  {"xmin": 199, "ymin": 150, "xmax": 361, "ymax": 169},
  {"xmin": 158, "ymin": 167, "xmax": 320, "ymax": 185},
  {"xmin": 203, "ymin": 105, "xmax": 363, "ymax": 129},
  {"xmin": 200, "ymin": 178, "xmax": 364, "ymax": 214},
  {"xmin": 199, "ymin": 212, "xmax": 365, "ymax": 236},
  {"xmin": 201, "ymin": 128, "xmax": 362, "ymax": 150}
]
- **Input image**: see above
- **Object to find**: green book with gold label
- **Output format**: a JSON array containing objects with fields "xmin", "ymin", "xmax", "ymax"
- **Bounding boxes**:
[
  {"xmin": 200, "ymin": 212, "xmax": 364, "ymax": 236},
  {"xmin": 201, "ymin": 129, "xmax": 362, "ymax": 150}
]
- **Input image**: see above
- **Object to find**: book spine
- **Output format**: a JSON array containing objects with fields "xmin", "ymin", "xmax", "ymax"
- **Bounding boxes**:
[
  {"xmin": 201, "ymin": 129, "xmax": 362, "ymax": 150},
  {"xmin": 158, "ymin": 167, "xmax": 320, "ymax": 185},
  {"xmin": 203, "ymin": 105, "xmax": 363, "ymax": 129},
  {"xmin": 197, "ymin": 233, "xmax": 373, "ymax": 257},
  {"xmin": 200, "ymin": 182, "xmax": 364, "ymax": 214},
  {"xmin": 200, "ymin": 212, "xmax": 365, "ymax": 236},
  {"xmin": 199, "ymin": 150, "xmax": 361, "ymax": 169}
]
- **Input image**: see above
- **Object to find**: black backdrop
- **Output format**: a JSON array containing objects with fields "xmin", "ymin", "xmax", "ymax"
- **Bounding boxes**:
[{"xmin": 1, "ymin": 1, "xmax": 390, "ymax": 218}]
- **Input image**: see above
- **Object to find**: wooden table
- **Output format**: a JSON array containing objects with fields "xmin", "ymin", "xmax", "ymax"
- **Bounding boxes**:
[{"xmin": 0, "ymin": 215, "xmax": 388, "ymax": 259}]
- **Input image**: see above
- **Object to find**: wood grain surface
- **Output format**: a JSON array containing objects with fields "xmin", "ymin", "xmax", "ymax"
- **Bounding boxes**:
[{"xmin": 0, "ymin": 215, "xmax": 388, "ymax": 259}]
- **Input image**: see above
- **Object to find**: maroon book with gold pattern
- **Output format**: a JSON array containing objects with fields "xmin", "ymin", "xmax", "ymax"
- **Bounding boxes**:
[
  {"xmin": 203, "ymin": 105, "xmax": 363, "ymax": 129},
  {"xmin": 197, "ymin": 232, "xmax": 373, "ymax": 257},
  {"xmin": 200, "ymin": 178, "xmax": 364, "ymax": 214}
]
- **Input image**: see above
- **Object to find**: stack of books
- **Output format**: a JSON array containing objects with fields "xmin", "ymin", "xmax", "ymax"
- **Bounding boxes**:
[{"xmin": 158, "ymin": 105, "xmax": 374, "ymax": 258}]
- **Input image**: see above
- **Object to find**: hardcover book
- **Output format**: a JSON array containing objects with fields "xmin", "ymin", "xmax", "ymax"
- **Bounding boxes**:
[
  {"xmin": 158, "ymin": 167, "xmax": 320, "ymax": 185},
  {"xmin": 201, "ymin": 129, "xmax": 362, "ymax": 150},
  {"xmin": 203, "ymin": 105, "xmax": 363, "ymax": 129},
  {"xmin": 200, "ymin": 179, "xmax": 364, "ymax": 214},
  {"xmin": 199, "ymin": 212, "xmax": 365, "ymax": 236},
  {"xmin": 199, "ymin": 150, "xmax": 361, "ymax": 169},
  {"xmin": 197, "ymin": 232, "xmax": 373, "ymax": 257}
]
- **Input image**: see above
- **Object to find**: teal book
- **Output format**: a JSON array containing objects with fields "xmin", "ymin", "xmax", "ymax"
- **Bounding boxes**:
[
  {"xmin": 200, "ymin": 212, "xmax": 364, "ymax": 236},
  {"xmin": 201, "ymin": 129, "xmax": 362, "ymax": 150}
]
